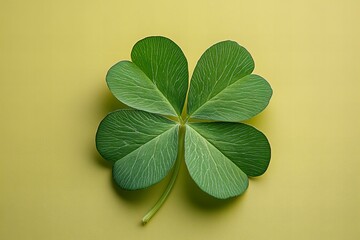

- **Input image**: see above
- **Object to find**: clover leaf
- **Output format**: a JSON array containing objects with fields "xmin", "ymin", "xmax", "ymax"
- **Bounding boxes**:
[{"xmin": 96, "ymin": 36, "xmax": 272, "ymax": 224}]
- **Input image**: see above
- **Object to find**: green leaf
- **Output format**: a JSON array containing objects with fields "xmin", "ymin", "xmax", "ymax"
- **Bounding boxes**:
[
  {"xmin": 96, "ymin": 109, "xmax": 179, "ymax": 190},
  {"xmin": 106, "ymin": 36, "xmax": 188, "ymax": 117},
  {"xmin": 96, "ymin": 37, "xmax": 273, "ymax": 223},
  {"xmin": 185, "ymin": 125, "xmax": 249, "ymax": 199},
  {"xmin": 187, "ymin": 41, "xmax": 272, "ymax": 121},
  {"xmin": 106, "ymin": 61, "xmax": 177, "ymax": 116},
  {"xmin": 188, "ymin": 122, "xmax": 271, "ymax": 177}
]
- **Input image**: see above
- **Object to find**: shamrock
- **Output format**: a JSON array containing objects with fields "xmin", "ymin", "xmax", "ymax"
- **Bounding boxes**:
[{"xmin": 96, "ymin": 36, "xmax": 272, "ymax": 224}]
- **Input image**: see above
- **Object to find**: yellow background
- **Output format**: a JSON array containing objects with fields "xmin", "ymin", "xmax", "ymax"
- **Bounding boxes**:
[{"xmin": 1, "ymin": 0, "xmax": 360, "ymax": 239}]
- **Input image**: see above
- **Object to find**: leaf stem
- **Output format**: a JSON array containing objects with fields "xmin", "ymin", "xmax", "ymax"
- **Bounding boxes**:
[{"xmin": 141, "ymin": 124, "xmax": 186, "ymax": 225}]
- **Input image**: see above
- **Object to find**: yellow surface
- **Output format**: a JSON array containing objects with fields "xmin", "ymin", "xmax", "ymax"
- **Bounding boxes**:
[{"xmin": 1, "ymin": 0, "xmax": 360, "ymax": 239}]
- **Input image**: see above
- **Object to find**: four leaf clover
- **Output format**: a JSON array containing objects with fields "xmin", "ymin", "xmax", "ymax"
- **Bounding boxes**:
[{"xmin": 96, "ymin": 36, "xmax": 272, "ymax": 224}]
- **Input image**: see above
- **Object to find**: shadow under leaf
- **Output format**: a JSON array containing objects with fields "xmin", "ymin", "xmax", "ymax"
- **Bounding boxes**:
[
  {"xmin": 243, "ymin": 109, "xmax": 270, "ymax": 129},
  {"xmin": 93, "ymin": 147, "xmax": 113, "ymax": 168},
  {"xmin": 98, "ymin": 86, "xmax": 130, "ymax": 116},
  {"xmin": 111, "ymin": 177, "xmax": 154, "ymax": 203}
]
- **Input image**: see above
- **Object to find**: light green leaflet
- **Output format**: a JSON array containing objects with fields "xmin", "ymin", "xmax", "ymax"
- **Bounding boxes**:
[
  {"xmin": 96, "ymin": 36, "xmax": 272, "ymax": 224},
  {"xmin": 187, "ymin": 41, "xmax": 272, "ymax": 121},
  {"xmin": 96, "ymin": 110, "xmax": 178, "ymax": 190},
  {"xmin": 107, "ymin": 37, "xmax": 188, "ymax": 117}
]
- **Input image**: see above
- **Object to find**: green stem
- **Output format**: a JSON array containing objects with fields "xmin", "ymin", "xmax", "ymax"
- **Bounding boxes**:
[{"xmin": 142, "ymin": 124, "xmax": 186, "ymax": 225}]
